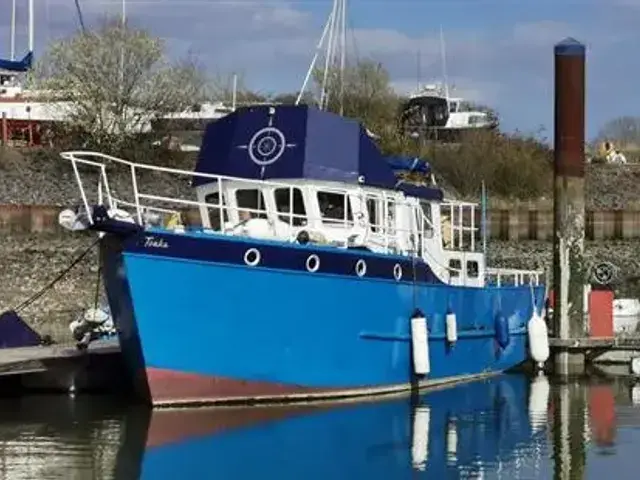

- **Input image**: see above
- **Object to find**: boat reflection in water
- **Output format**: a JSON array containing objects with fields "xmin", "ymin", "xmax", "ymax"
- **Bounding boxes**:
[{"xmin": 138, "ymin": 375, "xmax": 550, "ymax": 479}]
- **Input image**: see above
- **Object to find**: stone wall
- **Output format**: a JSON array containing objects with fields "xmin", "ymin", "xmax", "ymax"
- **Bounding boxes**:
[
  {"xmin": 487, "ymin": 240, "xmax": 640, "ymax": 298},
  {"xmin": 0, "ymin": 232, "xmax": 99, "ymax": 344}
]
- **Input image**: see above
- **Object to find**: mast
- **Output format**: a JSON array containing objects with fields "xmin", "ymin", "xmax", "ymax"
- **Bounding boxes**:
[
  {"xmin": 296, "ymin": 0, "xmax": 347, "ymax": 114},
  {"xmin": 10, "ymin": 0, "xmax": 16, "ymax": 60},
  {"xmin": 439, "ymin": 25, "xmax": 450, "ymax": 106},
  {"xmin": 28, "ymin": 0, "xmax": 34, "ymax": 53}
]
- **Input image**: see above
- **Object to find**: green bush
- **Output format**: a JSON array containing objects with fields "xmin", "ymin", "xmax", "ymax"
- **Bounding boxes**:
[{"xmin": 377, "ymin": 128, "xmax": 553, "ymax": 200}]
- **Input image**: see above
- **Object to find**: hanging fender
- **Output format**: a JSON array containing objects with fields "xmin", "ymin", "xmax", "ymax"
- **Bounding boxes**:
[
  {"xmin": 495, "ymin": 313, "xmax": 510, "ymax": 349},
  {"xmin": 445, "ymin": 311, "xmax": 457, "ymax": 344},
  {"xmin": 410, "ymin": 309, "xmax": 430, "ymax": 375}
]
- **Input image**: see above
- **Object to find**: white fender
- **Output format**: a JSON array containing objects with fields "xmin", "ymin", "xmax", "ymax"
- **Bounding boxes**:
[
  {"xmin": 446, "ymin": 418, "xmax": 458, "ymax": 463},
  {"xmin": 83, "ymin": 307, "xmax": 109, "ymax": 325},
  {"xmin": 631, "ymin": 357, "xmax": 640, "ymax": 376},
  {"xmin": 528, "ymin": 373, "xmax": 550, "ymax": 433},
  {"xmin": 411, "ymin": 313, "xmax": 430, "ymax": 375},
  {"xmin": 446, "ymin": 312, "xmax": 458, "ymax": 343},
  {"xmin": 411, "ymin": 406, "xmax": 430, "ymax": 471},
  {"xmin": 528, "ymin": 311, "xmax": 550, "ymax": 365},
  {"xmin": 632, "ymin": 385, "xmax": 640, "ymax": 406},
  {"xmin": 108, "ymin": 208, "xmax": 135, "ymax": 224},
  {"xmin": 58, "ymin": 208, "xmax": 90, "ymax": 231}
]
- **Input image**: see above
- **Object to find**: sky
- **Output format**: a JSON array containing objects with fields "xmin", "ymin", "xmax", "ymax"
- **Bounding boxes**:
[{"xmin": 1, "ymin": 0, "xmax": 639, "ymax": 139}]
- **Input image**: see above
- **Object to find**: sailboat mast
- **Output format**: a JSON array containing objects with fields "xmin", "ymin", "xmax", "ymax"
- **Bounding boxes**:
[
  {"xmin": 296, "ymin": 0, "xmax": 347, "ymax": 114},
  {"xmin": 339, "ymin": 0, "xmax": 346, "ymax": 115},
  {"xmin": 10, "ymin": 0, "xmax": 16, "ymax": 60},
  {"xmin": 28, "ymin": 0, "xmax": 34, "ymax": 53},
  {"xmin": 439, "ymin": 25, "xmax": 450, "ymax": 105}
]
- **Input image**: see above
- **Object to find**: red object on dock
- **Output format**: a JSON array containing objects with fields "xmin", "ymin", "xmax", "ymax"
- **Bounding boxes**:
[
  {"xmin": 589, "ymin": 290, "xmax": 614, "ymax": 338},
  {"xmin": 589, "ymin": 384, "xmax": 616, "ymax": 447}
]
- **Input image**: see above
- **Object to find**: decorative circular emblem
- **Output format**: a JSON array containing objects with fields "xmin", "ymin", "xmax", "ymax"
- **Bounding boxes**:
[
  {"xmin": 592, "ymin": 261, "xmax": 616, "ymax": 285},
  {"xmin": 248, "ymin": 127, "xmax": 287, "ymax": 166}
]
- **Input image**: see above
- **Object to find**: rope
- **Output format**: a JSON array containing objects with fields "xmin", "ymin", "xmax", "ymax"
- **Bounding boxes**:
[{"xmin": 13, "ymin": 237, "xmax": 102, "ymax": 313}]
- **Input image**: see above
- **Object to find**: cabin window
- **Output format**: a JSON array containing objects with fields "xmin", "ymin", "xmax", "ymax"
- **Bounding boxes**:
[
  {"xmin": 449, "ymin": 259, "xmax": 461, "ymax": 278},
  {"xmin": 317, "ymin": 192, "xmax": 353, "ymax": 225},
  {"xmin": 205, "ymin": 192, "xmax": 228, "ymax": 229},
  {"xmin": 235, "ymin": 189, "xmax": 267, "ymax": 219},
  {"xmin": 367, "ymin": 198, "xmax": 382, "ymax": 232},
  {"xmin": 467, "ymin": 260, "xmax": 479, "ymax": 278},
  {"xmin": 275, "ymin": 188, "xmax": 307, "ymax": 226},
  {"xmin": 420, "ymin": 201, "xmax": 434, "ymax": 238}
]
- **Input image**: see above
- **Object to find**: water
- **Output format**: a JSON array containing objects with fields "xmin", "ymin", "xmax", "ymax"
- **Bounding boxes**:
[{"xmin": 0, "ymin": 374, "xmax": 640, "ymax": 479}]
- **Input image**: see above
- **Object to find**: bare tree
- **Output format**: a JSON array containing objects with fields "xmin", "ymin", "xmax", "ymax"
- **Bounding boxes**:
[
  {"xmin": 312, "ymin": 59, "xmax": 400, "ymax": 131},
  {"xmin": 33, "ymin": 18, "xmax": 208, "ymax": 152},
  {"xmin": 208, "ymin": 71, "xmax": 268, "ymax": 106}
]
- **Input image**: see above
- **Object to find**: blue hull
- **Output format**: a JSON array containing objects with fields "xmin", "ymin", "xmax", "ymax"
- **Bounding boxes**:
[{"xmin": 101, "ymin": 229, "xmax": 545, "ymax": 406}]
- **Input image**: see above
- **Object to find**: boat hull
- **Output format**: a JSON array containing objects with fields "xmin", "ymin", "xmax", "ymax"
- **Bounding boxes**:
[{"xmin": 101, "ymin": 230, "xmax": 545, "ymax": 407}]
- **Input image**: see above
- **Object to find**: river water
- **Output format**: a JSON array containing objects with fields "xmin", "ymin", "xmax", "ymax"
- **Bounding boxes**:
[{"xmin": 0, "ymin": 373, "xmax": 639, "ymax": 479}]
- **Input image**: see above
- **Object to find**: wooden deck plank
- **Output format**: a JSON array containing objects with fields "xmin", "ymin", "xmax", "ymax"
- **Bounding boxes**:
[{"xmin": 549, "ymin": 337, "xmax": 640, "ymax": 350}]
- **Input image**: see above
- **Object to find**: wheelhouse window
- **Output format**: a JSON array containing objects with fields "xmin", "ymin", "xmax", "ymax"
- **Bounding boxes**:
[
  {"xmin": 205, "ymin": 192, "xmax": 228, "ymax": 229},
  {"xmin": 275, "ymin": 188, "xmax": 307, "ymax": 226},
  {"xmin": 467, "ymin": 260, "xmax": 479, "ymax": 278},
  {"xmin": 317, "ymin": 191, "xmax": 353, "ymax": 225},
  {"xmin": 449, "ymin": 259, "xmax": 462, "ymax": 278},
  {"xmin": 235, "ymin": 189, "xmax": 267, "ymax": 220},
  {"xmin": 420, "ymin": 201, "xmax": 434, "ymax": 238},
  {"xmin": 366, "ymin": 197, "xmax": 381, "ymax": 232}
]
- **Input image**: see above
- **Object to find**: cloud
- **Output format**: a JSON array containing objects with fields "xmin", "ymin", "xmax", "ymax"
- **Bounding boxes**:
[{"xmin": 2, "ymin": 0, "xmax": 639, "ymax": 137}]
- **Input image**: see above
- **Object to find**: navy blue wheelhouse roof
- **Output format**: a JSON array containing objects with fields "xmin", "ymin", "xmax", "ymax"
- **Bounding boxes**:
[{"xmin": 192, "ymin": 104, "xmax": 443, "ymax": 201}]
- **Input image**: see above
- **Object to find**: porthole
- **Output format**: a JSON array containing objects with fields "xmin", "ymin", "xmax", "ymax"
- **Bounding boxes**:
[
  {"xmin": 355, "ymin": 259, "xmax": 367, "ymax": 277},
  {"xmin": 244, "ymin": 248, "xmax": 261, "ymax": 267},
  {"xmin": 393, "ymin": 263, "xmax": 403, "ymax": 281},
  {"xmin": 306, "ymin": 254, "xmax": 320, "ymax": 273}
]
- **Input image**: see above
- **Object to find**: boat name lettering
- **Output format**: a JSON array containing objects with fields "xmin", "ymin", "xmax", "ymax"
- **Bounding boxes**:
[{"xmin": 144, "ymin": 236, "xmax": 169, "ymax": 249}]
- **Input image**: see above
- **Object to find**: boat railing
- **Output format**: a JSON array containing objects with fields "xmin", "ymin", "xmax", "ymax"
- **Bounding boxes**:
[
  {"xmin": 60, "ymin": 151, "xmax": 417, "ymax": 245},
  {"xmin": 485, "ymin": 267, "xmax": 543, "ymax": 287}
]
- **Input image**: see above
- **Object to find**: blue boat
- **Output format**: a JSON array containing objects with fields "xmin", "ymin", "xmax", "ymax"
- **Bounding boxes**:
[
  {"xmin": 59, "ymin": 104, "xmax": 546, "ymax": 407},
  {"xmin": 135, "ymin": 375, "xmax": 550, "ymax": 478}
]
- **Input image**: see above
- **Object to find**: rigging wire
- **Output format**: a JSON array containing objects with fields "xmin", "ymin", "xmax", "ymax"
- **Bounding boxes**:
[{"xmin": 13, "ymin": 237, "xmax": 101, "ymax": 313}]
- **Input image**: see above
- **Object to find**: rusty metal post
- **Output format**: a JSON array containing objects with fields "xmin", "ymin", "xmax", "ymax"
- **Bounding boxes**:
[
  {"xmin": 553, "ymin": 38, "xmax": 587, "ymax": 374},
  {"xmin": 1, "ymin": 112, "xmax": 7, "ymax": 146}
]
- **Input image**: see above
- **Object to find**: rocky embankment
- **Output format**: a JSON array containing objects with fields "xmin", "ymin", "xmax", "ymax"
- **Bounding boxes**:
[
  {"xmin": 0, "ymin": 233, "xmax": 99, "ymax": 343},
  {"xmin": 1, "ymin": 148, "xmax": 640, "ymax": 208}
]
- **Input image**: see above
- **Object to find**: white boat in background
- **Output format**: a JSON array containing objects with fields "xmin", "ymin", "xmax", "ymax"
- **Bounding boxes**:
[
  {"xmin": 613, "ymin": 298, "xmax": 640, "ymax": 334},
  {"xmin": 399, "ymin": 83, "xmax": 498, "ymax": 140}
]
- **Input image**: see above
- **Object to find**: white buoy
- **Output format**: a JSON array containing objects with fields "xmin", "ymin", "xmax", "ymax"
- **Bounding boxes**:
[
  {"xmin": 446, "ymin": 418, "xmax": 458, "ymax": 464},
  {"xmin": 528, "ymin": 372, "xmax": 550, "ymax": 433},
  {"xmin": 108, "ymin": 208, "xmax": 135, "ymax": 224},
  {"xmin": 630, "ymin": 357, "xmax": 640, "ymax": 376},
  {"xmin": 528, "ymin": 311, "xmax": 550, "ymax": 366},
  {"xmin": 632, "ymin": 385, "xmax": 640, "ymax": 405},
  {"xmin": 411, "ymin": 311, "xmax": 430, "ymax": 375},
  {"xmin": 411, "ymin": 406, "xmax": 430, "ymax": 471},
  {"xmin": 446, "ymin": 312, "xmax": 458, "ymax": 343}
]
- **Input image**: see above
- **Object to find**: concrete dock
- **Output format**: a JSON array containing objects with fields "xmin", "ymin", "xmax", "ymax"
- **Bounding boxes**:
[{"xmin": 0, "ymin": 338, "xmax": 127, "ymax": 394}]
